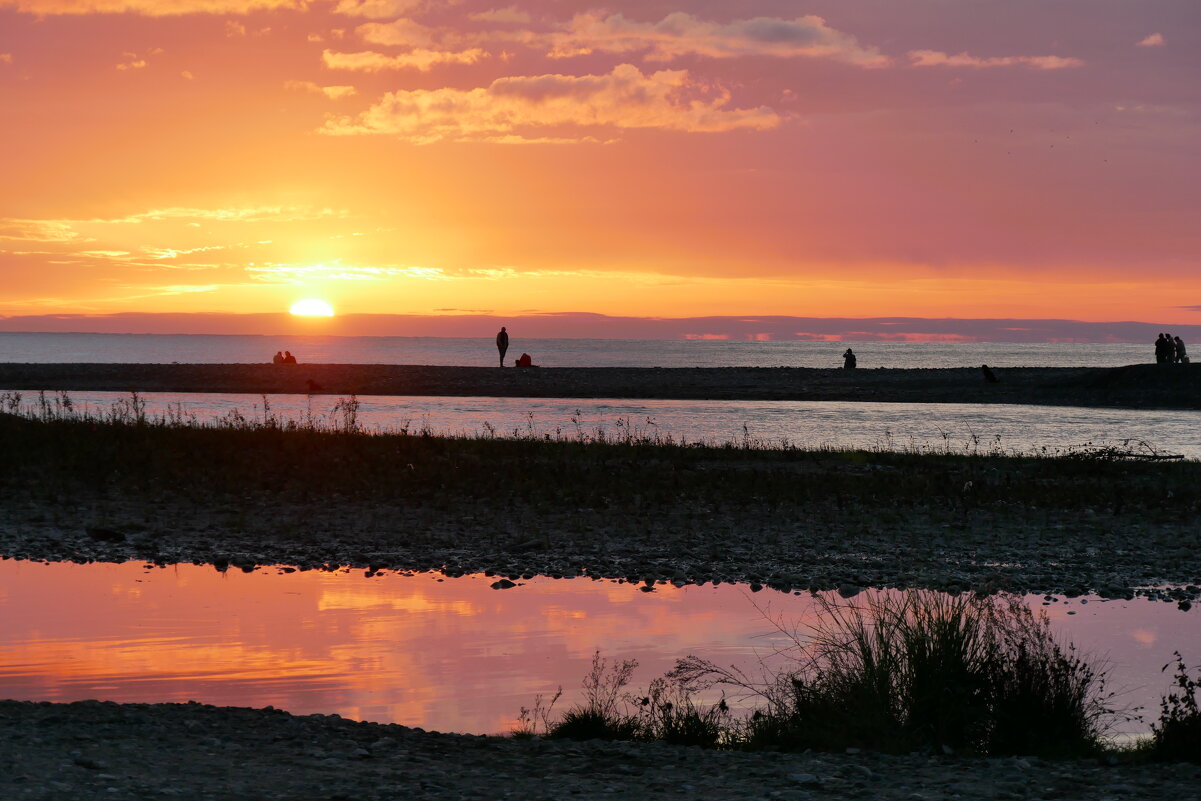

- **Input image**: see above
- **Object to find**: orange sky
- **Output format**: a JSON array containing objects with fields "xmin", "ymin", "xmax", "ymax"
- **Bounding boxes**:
[{"xmin": 1, "ymin": 0, "xmax": 1199, "ymax": 328}]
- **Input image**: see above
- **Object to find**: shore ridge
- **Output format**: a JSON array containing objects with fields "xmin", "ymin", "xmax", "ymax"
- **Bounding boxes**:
[{"xmin": 1, "ymin": 362, "xmax": 1199, "ymax": 408}]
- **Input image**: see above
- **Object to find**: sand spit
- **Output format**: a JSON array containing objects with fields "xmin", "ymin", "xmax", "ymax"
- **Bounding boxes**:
[
  {"xmin": 2, "ymin": 700, "xmax": 1198, "ymax": 801},
  {"xmin": 1, "ymin": 362, "xmax": 1199, "ymax": 408}
]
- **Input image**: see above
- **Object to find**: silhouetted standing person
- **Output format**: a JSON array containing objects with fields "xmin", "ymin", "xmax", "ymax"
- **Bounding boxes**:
[
  {"xmin": 842, "ymin": 348, "xmax": 857, "ymax": 369},
  {"xmin": 981, "ymin": 364, "xmax": 999, "ymax": 383},
  {"xmin": 1155, "ymin": 333, "xmax": 1171, "ymax": 364},
  {"xmin": 1175, "ymin": 336, "xmax": 1188, "ymax": 364},
  {"xmin": 496, "ymin": 326, "xmax": 509, "ymax": 367}
]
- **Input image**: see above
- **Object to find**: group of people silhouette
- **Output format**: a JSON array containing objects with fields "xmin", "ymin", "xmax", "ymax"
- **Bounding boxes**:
[
  {"xmin": 1155, "ymin": 334, "xmax": 1188, "ymax": 364},
  {"xmin": 271, "ymin": 351, "xmax": 297, "ymax": 364}
]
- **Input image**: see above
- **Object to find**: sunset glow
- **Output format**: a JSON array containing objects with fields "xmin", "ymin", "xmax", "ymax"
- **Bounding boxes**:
[
  {"xmin": 0, "ymin": 1, "xmax": 1197, "ymax": 333},
  {"xmin": 289, "ymin": 298, "xmax": 335, "ymax": 317}
]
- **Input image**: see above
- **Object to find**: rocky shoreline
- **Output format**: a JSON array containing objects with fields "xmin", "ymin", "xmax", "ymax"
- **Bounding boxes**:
[
  {"xmin": 3, "ymin": 700, "xmax": 1199, "ymax": 801},
  {"xmin": 1, "ymin": 362, "xmax": 1200, "ymax": 408}
]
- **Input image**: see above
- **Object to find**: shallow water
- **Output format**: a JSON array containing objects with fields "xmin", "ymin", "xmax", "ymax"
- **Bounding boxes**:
[
  {"xmin": 0, "ymin": 332, "xmax": 1152, "ymax": 369},
  {"xmin": 14, "ymin": 390, "xmax": 1201, "ymax": 458},
  {"xmin": 0, "ymin": 559, "xmax": 1194, "ymax": 739}
]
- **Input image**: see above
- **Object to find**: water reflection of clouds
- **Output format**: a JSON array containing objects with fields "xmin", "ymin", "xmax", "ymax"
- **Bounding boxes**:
[
  {"xmin": 0, "ymin": 560, "xmax": 1196, "ymax": 737},
  {"xmin": 1131, "ymin": 629, "xmax": 1158, "ymax": 646}
]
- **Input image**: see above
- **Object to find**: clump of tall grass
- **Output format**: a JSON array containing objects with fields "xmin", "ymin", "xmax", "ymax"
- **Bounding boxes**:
[
  {"xmin": 529, "ymin": 593, "xmax": 1115, "ymax": 757},
  {"xmin": 545, "ymin": 653, "xmax": 642, "ymax": 741},
  {"xmin": 1146, "ymin": 652, "xmax": 1201, "ymax": 763},
  {"xmin": 680, "ymin": 591, "xmax": 1112, "ymax": 756}
]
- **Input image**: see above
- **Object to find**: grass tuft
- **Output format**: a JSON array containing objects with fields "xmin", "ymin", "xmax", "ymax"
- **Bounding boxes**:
[
  {"xmin": 1146, "ymin": 652, "xmax": 1201, "ymax": 763},
  {"xmin": 535, "ymin": 592, "xmax": 1117, "ymax": 757}
]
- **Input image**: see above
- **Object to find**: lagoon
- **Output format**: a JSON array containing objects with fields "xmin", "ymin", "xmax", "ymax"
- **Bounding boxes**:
[{"xmin": 0, "ymin": 559, "xmax": 1194, "ymax": 741}]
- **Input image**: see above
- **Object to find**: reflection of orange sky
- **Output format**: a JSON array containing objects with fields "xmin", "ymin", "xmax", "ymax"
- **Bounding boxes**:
[
  {"xmin": 1, "ymin": 561, "xmax": 1196, "ymax": 736},
  {"xmin": 0, "ymin": 561, "xmax": 801, "ymax": 733}
]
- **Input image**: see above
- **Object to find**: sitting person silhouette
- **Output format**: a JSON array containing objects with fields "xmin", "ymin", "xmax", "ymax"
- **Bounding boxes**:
[
  {"xmin": 981, "ymin": 364, "xmax": 999, "ymax": 383},
  {"xmin": 842, "ymin": 348, "xmax": 857, "ymax": 369},
  {"xmin": 272, "ymin": 351, "xmax": 285, "ymax": 364},
  {"xmin": 515, "ymin": 353, "xmax": 533, "ymax": 368},
  {"xmin": 282, "ymin": 351, "xmax": 297, "ymax": 364}
]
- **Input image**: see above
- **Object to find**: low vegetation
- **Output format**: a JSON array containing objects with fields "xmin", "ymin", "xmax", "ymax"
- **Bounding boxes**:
[
  {"xmin": 1144, "ymin": 653, "xmax": 1201, "ymax": 763},
  {"xmin": 1, "ymin": 390, "xmax": 1198, "ymax": 520},
  {"xmin": 523, "ymin": 592, "xmax": 1119, "ymax": 757}
]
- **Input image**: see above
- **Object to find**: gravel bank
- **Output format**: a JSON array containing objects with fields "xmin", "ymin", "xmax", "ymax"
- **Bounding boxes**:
[
  {"xmin": 3, "ymin": 700, "xmax": 1198, "ymax": 801},
  {"xmin": 2, "ymin": 416, "xmax": 1199, "ymax": 600},
  {"xmin": 2, "ymin": 362, "xmax": 1200, "ymax": 408}
]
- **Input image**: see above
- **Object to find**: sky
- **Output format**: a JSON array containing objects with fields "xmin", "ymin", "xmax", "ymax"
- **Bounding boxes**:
[{"xmin": 1, "ymin": 0, "xmax": 1198, "ymax": 337}]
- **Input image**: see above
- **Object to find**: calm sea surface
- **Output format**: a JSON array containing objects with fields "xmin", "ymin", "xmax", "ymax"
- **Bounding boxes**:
[
  {"xmin": 0, "ymin": 560, "xmax": 1189, "ymax": 739},
  {"xmin": 0, "ymin": 332, "xmax": 1154, "ymax": 369}
]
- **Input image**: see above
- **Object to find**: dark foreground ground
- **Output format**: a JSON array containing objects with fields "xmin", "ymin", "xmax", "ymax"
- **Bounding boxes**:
[
  {"xmin": 2, "ymin": 362, "xmax": 1200, "ymax": 407},
  {"xmin": 2, "ymin": 415, "xmax": 1199, "ymax": 599},
  {"xmin": 3, "ymin": 701, "xmax": 1199, "ymax": 801},
  {"xmin": 7, "ymin": 701, "xmax": 1201, "ymax": 801}
]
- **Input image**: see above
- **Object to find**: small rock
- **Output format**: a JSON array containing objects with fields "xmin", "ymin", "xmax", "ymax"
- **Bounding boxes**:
[{"xmin": 490, "ymin": 579, "xmax": 516, "ymax": 590}]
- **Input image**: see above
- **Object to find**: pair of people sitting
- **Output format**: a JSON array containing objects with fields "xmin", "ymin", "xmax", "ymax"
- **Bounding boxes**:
[
  {"xmin": 272, "ymin": 351, "xmax": 297, "ymax": 364},
  {"xmin": 514, "ymin": 353, "xmax": 534, "ymax": 368}
]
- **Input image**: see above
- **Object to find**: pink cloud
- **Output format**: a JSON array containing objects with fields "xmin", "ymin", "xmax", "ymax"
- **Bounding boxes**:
[
  {"xmin": 283, "ymin": 79, "xmax": 357, "ymax": 98},
  {"xmin": 332, "ymin": 0, "xmax": 420, "ymax": 18},
  {"xmin": 908, "ymin": 49, "xmax": 1083, "ymax": 69},
  {"xmin": 322, "ymin": 63, "xmax": 780, "ymax": 143},
  {"xmin": 1137, "ymin": 33, "xmax": 1165, "ymax": 47},
  {"xmin": 1, "ymin": 0, "xmax": 304, "ymax": 14},
  {"xmin": 547, "ymin": 12, "xmax": 889, "ymax": 67},
  {"xmin": 322, "ymin": 48, "xmax": 486, "ymax": 71}
]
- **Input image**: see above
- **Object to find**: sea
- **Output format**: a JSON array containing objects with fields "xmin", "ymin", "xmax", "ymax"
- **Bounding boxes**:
[
  {"xmin": 1, "ymin": 332, "xmax": 1195, "ymax": 457},
  {"xmin": 0, "ymin": 331, "xmax": 1154, "ymax": 369}
]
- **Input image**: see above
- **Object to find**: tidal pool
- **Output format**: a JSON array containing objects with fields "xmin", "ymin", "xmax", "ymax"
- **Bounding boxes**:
[{"xmin": 0, "ymin": 559, "xmax": 1195, "ymax": 739}]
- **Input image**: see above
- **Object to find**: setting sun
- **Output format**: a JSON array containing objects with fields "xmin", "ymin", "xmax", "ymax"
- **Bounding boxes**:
[{"xmin": 289, "ymin": 299, "xmax": 335, "ymax": 317}]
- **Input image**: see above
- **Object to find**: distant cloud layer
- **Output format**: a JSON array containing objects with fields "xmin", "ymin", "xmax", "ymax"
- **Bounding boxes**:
[
  {"xmin": 0, "ymin": 0, "xmax": 304, "ymax": 14},
  {"xmin": 321, "ymin": 63, "xmax": 780, "ymax": 142},
  {"xmin": 908, "ymin": 50, "xmax": 1084, "ymax": 69},
  {"xmin": 322, "ymin": 47, "xmax": 487, "ymax": 71},
  {"xmin": 545, "ymin": 12, "xmax": 889, "ymax": 66}
]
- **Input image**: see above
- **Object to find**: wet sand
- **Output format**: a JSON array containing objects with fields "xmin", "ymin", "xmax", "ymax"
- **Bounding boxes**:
[{"xmin": 1, "ymin": 362, "xmax": 1199, "ymax": 408}]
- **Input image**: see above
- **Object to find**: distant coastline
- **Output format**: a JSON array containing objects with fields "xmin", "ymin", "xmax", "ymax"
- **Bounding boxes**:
[{"xmin": 1, "ymin": 362, "xmax": 1198, "ymax": 409}]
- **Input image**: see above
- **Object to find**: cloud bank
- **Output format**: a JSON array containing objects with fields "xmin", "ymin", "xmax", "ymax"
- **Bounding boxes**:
[{"xmin": 321, "ymin": 63, "xmax": 780, "ymax": 142}]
